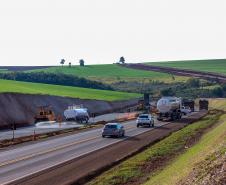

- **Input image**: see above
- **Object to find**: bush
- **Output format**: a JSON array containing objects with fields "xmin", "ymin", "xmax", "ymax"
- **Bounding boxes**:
[
  {"xmin": 0, "ymin": 72, "xmax": 113, "ymax": 90},
  {"xmin": 161, "ymin": 88, "xmax": 175, "ymax": 96},
  {"xmin": 212, "ymin": 87, "xmax": 224, "ymax": 97},
  {"xmin": 186, "ymin": 78, "xmax": 200, "ymax": 88},
  {"xmin": 222, "ymin": 83, "xmax": 226, "ymax": 91}
]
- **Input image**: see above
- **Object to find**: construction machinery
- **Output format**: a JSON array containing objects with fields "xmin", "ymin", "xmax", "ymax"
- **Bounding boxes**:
[
  {"xmin": 182, "ymin": 99, "xmax": 195, "ymax": 112},
  {"xmin": 199, "ymin": 99, "xmax": 209, "ymax": 110},
  {"xmin": 34, "ymin": 106, "xmax": 56, "ymax": 123}
]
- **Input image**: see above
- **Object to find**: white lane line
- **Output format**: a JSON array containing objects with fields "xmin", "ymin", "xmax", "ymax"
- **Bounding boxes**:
[{"xmin": 0, "ymin": 121, "xmax": 171, "ymax": 185}]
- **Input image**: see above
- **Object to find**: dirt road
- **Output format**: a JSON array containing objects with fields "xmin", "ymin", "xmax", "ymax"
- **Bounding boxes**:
[{"xmin": 122, "ymin": 63, "xmax": 226, "ymax": 83}]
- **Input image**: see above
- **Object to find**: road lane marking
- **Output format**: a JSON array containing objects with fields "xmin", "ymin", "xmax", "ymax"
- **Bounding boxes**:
[
  {"xmin": 0, "ymin": 122, "xmax": 171, "ymax": 185},
  {"xmin": 0, "ymin": 125, "xmax": 136, "ymax": 168}
]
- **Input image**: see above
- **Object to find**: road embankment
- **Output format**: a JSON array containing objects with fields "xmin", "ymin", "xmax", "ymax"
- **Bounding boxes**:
[
  {"xmin": 87, "ymin": 110, "xmax": 222, "ymax": 185},
  {"xmin": 0, "ymin": 93, "xmax": 139, "ymax": 129}
]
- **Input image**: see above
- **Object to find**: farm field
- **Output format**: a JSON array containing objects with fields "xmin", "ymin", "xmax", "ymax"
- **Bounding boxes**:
[
  {"xmin": 29, "ymin": 64, "xmax": 187, "ymax": 83},
  {"xmin": 148, "ymin": 59, "xmax": 226, "ymax": 75},
  {"xmin": 0, "ymin": 79, "xmax": 140, "ymax": 101}
]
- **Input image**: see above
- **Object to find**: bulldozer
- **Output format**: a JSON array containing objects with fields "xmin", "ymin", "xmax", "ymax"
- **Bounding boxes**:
[{"xmin": 34, "ymin": 106, "xmax": 56, "ymax": 123}]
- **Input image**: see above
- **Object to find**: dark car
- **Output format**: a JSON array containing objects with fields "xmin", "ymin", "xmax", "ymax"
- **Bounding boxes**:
[{"xmin": 102, "ymin": 123, "xmax": 125, "ymax": 138}]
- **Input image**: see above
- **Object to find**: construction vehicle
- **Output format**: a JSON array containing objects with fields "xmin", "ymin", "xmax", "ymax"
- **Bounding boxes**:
[
  {"xmin": 183, "ymin": 99, "xmax": 195, "ymax": 112},
  {"xmin": 157, "ymin": 97, "xmax": 182, "ymax": 121},
  {"xmin": 199, "ymin": 99, "xmax": 209, "ymax": 110},
  {"xmin": 34, "ymin": 106, "xmax": 56, "ymax": 123}
]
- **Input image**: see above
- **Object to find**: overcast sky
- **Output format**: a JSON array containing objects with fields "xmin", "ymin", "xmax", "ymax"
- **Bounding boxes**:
[{"xmin": 0, "ymin": 0, "xmax": 225, "ymax": 66}]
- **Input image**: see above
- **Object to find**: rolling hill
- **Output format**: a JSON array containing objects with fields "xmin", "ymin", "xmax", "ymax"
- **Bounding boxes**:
[
  {"xmin": 148, "ymin": 59, "xmax": 226, "ymax": 75},
  {"xmin": 0, "ymin": 79, "xmax": 140, "ymax": 101},
  {"xmin": 29, "ymin": 64, "xmax": 187, "ymax": 83}
]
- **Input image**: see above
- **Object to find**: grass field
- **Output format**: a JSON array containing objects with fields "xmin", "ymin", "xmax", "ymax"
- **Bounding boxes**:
[
  {"xmin": 148, "ymin": 59, "xmax": 226, "ymax": 75},
  {"xmin": 0, "ymin": 79, "xmax": 140, "ymax": 101},
  {"xmin": 88, "ymin": 110, "xmax": 223, "ymax": 185},
  {"xmin": 144, "ymin": 113, "xmax": 226, "ymax": 185},
  {"xmin": 209, "ymin": 98, "xmax": 226, "ymax": 111},
  {"xmin": 29, "ymin": 64, "xmax": 187, "ymax": 83}
]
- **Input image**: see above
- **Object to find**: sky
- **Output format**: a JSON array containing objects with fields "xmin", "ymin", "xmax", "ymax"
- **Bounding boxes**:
[{"xmin": 0, "ymin": 0, "xmax": 225, "ymax": 66}]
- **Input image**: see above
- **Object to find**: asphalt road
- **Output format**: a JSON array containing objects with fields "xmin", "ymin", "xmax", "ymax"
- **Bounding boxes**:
[
  {"xmin": 0, "ymin": 117, "xmax": 171, "ymax": 185},
  {"xmin": 0, "ymin": 113, "xmax": 129, "ymax": 141}
]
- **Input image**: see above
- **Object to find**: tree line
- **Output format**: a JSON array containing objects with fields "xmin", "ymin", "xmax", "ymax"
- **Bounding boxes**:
[{"xmin": 0, "ymin": 72, "xmax": 113, "ymax": 90}]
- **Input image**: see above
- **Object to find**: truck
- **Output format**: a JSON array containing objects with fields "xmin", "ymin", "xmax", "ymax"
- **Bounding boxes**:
[
  {"xmin": 64, "ymin": 105, "xmax": 89, "ymax": 123},
  {"xmin": 157, "ymin": 97, "xmax": 182, "ymax": 121}
]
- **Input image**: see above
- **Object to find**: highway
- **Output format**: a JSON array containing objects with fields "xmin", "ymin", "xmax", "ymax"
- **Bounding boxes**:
[
  {"xmin": 0, "ymin": 113, "xmax": 128, "ymax": 141},
  {"xmin": 0, "ymin": 118, "xmax": 170, "ymax": 185}
]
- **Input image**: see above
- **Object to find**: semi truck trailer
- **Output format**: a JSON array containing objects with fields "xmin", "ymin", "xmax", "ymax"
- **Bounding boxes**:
[
  {"xmin": 64, "ymin": 105, "xmax": 89, "ymax": 123},
  {"xmin": 157, "ymin": 97, "xmax": 182, "ymax": 121}
]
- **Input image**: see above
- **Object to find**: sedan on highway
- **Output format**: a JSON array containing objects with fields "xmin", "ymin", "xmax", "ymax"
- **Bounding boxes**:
[{"xmin": 102, "ymin": 123, "xmax": 125, "ymax": 138}]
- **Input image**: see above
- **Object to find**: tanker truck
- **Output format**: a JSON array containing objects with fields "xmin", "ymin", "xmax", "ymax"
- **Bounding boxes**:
[
  {"xmin": 157, "ymin": 97, "xmax": 182, "ymax": 121},
  {"xmin": 64, "ymin": 105, "xmax": 89, "ymax": 123}
]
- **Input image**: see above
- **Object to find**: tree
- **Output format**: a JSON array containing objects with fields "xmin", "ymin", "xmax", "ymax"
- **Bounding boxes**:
[
  {"xmin": 186, "ymin": 78, "xmax": 200, "ymax": 88},
  {"xmin": 212, "ymin": 87, "xmax": 224, "ymax": 97},
  {"xmin": 60, "ymin": 59, "xmax": 65, "ymax": 67},
  {"xmin": 69, "ymin": 62, "xmax": 72, "ymax": 68},
  {"xmin": 79, "ymin": 59, "xmax": 85, "ymax": 67},
  {"xmin": 222, "ymin": 83, "xmax": 226, "ymax": 91},
  {"xmin": 119, "ymin": 56, "xmax": 125, "ymax": 64},
  {"xmin": 160, "ymin": 88, "xmax": 175, "ymax": 96}
]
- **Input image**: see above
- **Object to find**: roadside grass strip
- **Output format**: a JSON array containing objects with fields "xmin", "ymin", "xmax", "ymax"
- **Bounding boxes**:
[
  {"xmin": 144, "ymin": 114, "xmax": 226, "ymax": 185},
  {"xmin": 88, "ymin": 110, "xmax": 223, "ymax": 185}
]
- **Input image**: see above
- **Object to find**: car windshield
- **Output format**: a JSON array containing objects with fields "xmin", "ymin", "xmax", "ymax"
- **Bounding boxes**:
[
  {"xmin": 139, "ymin": 115, "xmax": 148, "ymax": 118},
  {"xmin": 105, "ymin": 125, "xmax": 117, "ymax": 129}
]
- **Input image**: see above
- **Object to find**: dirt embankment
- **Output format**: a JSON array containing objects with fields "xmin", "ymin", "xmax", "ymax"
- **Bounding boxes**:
[
  {"xmin": 122, "ymin": 63, "xmax": 226, "ymax": 83},
  {"xmin": 0, "ymin": 93, "xmax": 139, "ymax": 129}
]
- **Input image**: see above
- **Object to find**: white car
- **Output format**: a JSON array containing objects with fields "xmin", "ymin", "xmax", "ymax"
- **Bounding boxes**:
[
  {"xmin": 136, "ymin": 114, "xmax": 154, "ymax": 127},
  {"xmin": 181, "ymin": 106, "xmax": 191, "ymax": 115}
]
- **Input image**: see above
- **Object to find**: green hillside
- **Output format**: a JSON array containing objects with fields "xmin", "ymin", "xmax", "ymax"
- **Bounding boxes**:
[
  {"xmin": 0, "ymin": 79, "xmax": 140, "ymax": 101},
  {"xmin": 30, "ymin": 64, "xmax": 187, "ymax": 83},
  {"xmin": 148, "ymin": 59, "xmax": 226, "ymax": 75}
]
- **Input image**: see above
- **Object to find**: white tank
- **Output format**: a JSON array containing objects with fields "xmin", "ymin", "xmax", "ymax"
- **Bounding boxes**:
[
  {"xmin": 157, "ymin": 97, "xmax": 181, "ymax": 113},
  {"xmin": 64, "ymin": 106, "xmax": 89, "ymax": 120}
]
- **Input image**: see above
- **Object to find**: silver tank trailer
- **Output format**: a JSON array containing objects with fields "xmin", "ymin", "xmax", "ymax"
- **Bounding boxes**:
[
  {"xmin": 64, "ymin": 106, "xmax": 89, "ymax": 123},
  {"xmin": 157, "ymin": 97, "xmax": 182, "ymax": 121}
]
